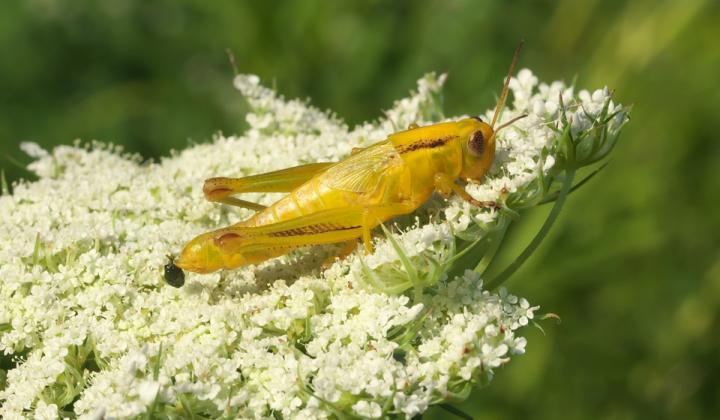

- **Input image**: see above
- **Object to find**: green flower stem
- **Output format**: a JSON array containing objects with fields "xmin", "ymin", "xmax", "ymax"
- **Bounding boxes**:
[
  {"xmin": 438, "ymin": 403, "xmax": 474, "ymax": 420},
  {"xmin": 0, "ymin": 170, "xmax": 8, "ymax": 195},
  {"xmin": 474, "ymin": 215, "xmax": 511, "ymax": 275},
  {"xmin": 485, "ymin": 168, "xmax": 576, "ymax": 290}
]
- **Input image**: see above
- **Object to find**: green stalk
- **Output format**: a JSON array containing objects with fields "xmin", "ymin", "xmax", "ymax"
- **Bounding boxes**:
[
  {"xmin": 0, "ymin": 170, "xmax": 8, "ymax": 195},
  {"xmin": 474, "ymin": 217, "xmax": 510, "ymax": 275},
  {"xmin": 438, "ymin": 403, "xmax": 473, "ymax": 420},
  {"xmin": 485, "ymin": 168, "xmax": 576, "ymax": 290}
]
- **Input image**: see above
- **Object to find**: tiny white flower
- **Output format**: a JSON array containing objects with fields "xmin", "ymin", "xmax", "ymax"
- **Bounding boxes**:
[
  {"xmin": 20, "ymin": 142, "xmax": 49, "ymax": 159},
  {"xmin": 33, "ymin": 400, "xmax": 58, "ymax": 420},
  {"xmin": 353, "ymin": 400, "xmax": 383, "ymax": 418},
  {"xmin": 137, "ymin": 380, "xmax": 160, "ymax": 405}
]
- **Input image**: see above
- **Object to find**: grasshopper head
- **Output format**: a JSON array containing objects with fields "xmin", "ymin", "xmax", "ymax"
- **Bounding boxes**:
[
  {"xmin": 458, "ymin": 113, "xmax": 527, "ymax": 181},
  {"xmin": 459, "ymin": 41, "xmax": 526, "ymax": 183},
  {"xmin": 458, "ymin": 117, "xmax": 497, "ymax": 181}
]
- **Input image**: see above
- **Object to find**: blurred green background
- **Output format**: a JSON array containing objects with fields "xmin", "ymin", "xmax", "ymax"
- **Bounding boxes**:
[{"xmin": 2, "ymin": 0, "xmax": 719, "ymax": 418}]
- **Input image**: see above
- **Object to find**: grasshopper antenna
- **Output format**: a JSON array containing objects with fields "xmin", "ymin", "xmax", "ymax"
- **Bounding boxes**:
[
  {"xmin": 491, "ymin": 41, "xmax": 524, "ymax": 130},
  {"xmin": 495, "ymin": 113, "xmax": 528, "ymax": 133}
]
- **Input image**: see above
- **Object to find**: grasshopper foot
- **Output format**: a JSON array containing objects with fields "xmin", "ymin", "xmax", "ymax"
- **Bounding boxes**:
[{"xmin": 467, "ymin": 198, "xmax": 501, "ymax": 209}]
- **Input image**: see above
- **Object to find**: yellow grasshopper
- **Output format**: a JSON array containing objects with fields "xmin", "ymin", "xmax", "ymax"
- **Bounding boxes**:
[{"xmin": 166, "ymin": 44, "xmax": 526, "ymax": 283}]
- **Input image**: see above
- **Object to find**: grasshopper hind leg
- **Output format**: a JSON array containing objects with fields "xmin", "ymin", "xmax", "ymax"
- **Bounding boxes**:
[
  {"xmin": 203, "ymin": 178, "xmax": 267, "ymax": 211},
  {"xmin": 177, "ymin": 204, "xmax": 420, "ymax": 274},
  {"xmin": 202, "ymin": 162, "xmax": 336, "ymax": 211}
]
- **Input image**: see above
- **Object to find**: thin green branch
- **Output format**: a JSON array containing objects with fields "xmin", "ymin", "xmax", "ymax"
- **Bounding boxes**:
[
  {"xmin": 474, "ymin": 216, "xmax": 510, "ymax": 275},
  {"xmin": 538, "ymin": 162, "xmax": 608, "ymax": 205},
  {"xmin": 1, "ymin": 170, "xmax": 8, "ymax": 195},
  {"xmin": 438, "ymin": 403, "xmax": 474, "ymax": 420},
  {"xmin": 485, "ymin": 168, "xmax": 576, "ymax": 290}
]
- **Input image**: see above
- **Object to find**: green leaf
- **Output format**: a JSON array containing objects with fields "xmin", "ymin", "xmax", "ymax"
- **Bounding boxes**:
[{"xmin": 380, "ymin": 224, "xmax": 423, "ymax": 303}]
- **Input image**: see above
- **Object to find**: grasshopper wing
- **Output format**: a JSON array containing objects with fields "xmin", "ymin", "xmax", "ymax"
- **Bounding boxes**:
[{"xmin": 323, "ymin": 141, "xmax": 403, "ymax": 193}]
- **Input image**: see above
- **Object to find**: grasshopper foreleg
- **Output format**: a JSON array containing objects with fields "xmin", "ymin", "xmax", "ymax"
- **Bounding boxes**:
[{"xmin": 433, "ymin": 173, "xmax": 499, "ymax": 209}]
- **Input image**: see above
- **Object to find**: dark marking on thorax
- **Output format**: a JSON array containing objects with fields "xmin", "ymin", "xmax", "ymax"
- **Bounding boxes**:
[{"xmin": 396, "ymin": 135, "xmax": 457, "ymax": 154}]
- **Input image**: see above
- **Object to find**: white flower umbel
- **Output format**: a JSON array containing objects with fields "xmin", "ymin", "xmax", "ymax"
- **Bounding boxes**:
[{"xmin": 0, "ymin": 70, "xmax": 628, "ymax": 418}]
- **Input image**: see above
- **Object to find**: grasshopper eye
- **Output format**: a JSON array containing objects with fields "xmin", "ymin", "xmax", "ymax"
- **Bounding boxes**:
[{"xmin": 468, "ymin": 130, "xmax": 485, "ymax": 156}]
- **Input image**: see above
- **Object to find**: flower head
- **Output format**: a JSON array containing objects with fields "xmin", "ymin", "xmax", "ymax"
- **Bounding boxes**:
[{"xmin": 0, "ymin": 69, "xmax": 627, "ymax": 418}]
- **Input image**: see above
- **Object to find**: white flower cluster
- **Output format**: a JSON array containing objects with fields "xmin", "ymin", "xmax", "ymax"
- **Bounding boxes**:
[{"xmin": 0, "ymin": 69, "xmax": 625, "ymax": 418}]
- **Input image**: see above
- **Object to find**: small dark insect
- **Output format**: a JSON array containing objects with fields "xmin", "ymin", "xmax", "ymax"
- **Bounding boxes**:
[
  {"xmin": 163, "ymin": 256, "xmax": 185, "ymax": 288},
  {"xmin": 392, "ymin": 348, "xmax": 407, "ymax": 365}
]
